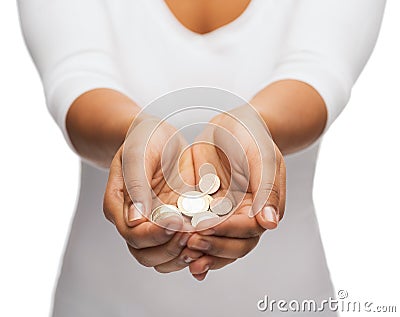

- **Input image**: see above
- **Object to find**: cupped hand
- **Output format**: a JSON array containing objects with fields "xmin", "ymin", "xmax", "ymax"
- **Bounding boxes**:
[
  {"xmin": 103, "ymin": 115, "xmax": 203, "ymax": 273},
  {"xmin": 187, "ymin": 105, "xmax": 286, "ymax": 280}
]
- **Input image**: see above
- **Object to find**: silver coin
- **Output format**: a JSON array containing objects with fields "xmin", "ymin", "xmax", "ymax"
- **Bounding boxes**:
[
  {"xmin": 199, "ymin": 173, "xmax": 220, "ymax": 195},
  {"xmin": 210, "ymin": 197, "xmax": 233, "ymax": 216},
  {"xmin": 199, "ymin": 163, "xmax": 216, "ymax": 178},
  {"xmin": 191, "ymin": 211, "xmax": 219, "ymax": 227},
  {"xmin": 177, "ymin": 191, "xmax": 210, "ymax": 217},
  {"xmin": 151, "ymin": 204, "xmax": 182, "ymax": 223}
]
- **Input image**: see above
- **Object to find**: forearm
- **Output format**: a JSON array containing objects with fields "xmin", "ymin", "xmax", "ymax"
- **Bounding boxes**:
[
  {"xmin": 66, "ymin": 88, "xmax": 141, "ymax": 168},
  {"xmin": 250, "ymin": 80, "xmax": 327, "ymax": 155}
]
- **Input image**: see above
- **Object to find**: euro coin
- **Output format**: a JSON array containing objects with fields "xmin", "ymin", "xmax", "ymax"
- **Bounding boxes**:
[
  {"xmin": 151, "ymin": 204, "xmax": 182, "ymax": 223},
  {"xmin": 210, "ymin": 197, "xmax": 233, "ymax": 216},
  {"xmin": 199, "ymin": 163, "xmax": 216, "ymax": 178},
  {"xmin": 177, "ymin": 191, "xmax": 210, "ymax": 217},
  {"xmin": 199, "ymin": 173, "xmax": 220, "ymax": 195},
  {"xmin": 191, "ymin": 211, "xmax": 219, "ymax": 227}
]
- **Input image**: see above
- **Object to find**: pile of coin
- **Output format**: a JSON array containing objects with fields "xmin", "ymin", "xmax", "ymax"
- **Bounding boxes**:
[{"xmin": 151, "ymin": 163, "xmax": 233, "ymax": 228}]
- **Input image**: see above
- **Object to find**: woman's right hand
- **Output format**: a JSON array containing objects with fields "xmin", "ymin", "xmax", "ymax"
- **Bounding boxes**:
[{"xmin": 103, "ymin": 116, "xmax": 203, "ymax": 272}]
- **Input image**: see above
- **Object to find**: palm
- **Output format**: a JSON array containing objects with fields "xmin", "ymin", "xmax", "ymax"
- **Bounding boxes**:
[
  {"xmin": 192, "ymin": 139, "xmax": 254, "ymax": 220},
  {"xmin": 150, "ymin": 145, "xmax": 195, "ymax": 211}
]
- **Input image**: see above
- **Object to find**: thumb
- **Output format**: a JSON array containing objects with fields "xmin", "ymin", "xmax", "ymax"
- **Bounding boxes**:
[
  {"xmin": 122, "ymin": 145, "xmax": 153, "ymax": 220},
  {"xmin": 249, "ymin": 147, "xmax": 282, "ymax": 230},
  {"xmin": 122, "ymin": 122, "xmax": 159, "ymax": 220}
]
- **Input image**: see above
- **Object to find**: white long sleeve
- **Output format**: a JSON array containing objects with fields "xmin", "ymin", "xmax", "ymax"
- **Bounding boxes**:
[
  {"xmin": 267, "ymin": 0, "xmax": 386, "ymax": 133},
  {"xmin": 17, "ymin": 0, "xmax": 127, "ymax": 150},
  {"xmin": 18, "ymin": 0, "xmax": 386, "ymax": 149}
]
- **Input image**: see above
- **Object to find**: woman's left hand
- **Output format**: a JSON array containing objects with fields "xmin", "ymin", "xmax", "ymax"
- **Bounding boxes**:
[{"xmin": 187, "ymin": 105, "xmax": 286, "ymax": 280}]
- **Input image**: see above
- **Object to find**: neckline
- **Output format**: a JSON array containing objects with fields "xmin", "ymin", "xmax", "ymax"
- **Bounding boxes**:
[{"xmin": 152, "ymin": 0, "xmax": 259, "ymax": 40}]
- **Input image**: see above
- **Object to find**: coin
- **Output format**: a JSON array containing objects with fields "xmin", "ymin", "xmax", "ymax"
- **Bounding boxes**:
[
  {"xmin": 191, "ymin": 211, "xmax": 219, "ymax": 227},
  {"xmin": 199, "ymin": 173, "xmax": 220, "ymax": 195},
  {"xmin": 199, "ymin": 163, "xmax": 216, "ymax": 178},
  {"xmin": 210, "ymin": 197, "xmax": 233, "ymax": 216},
  {"xmin": 151, "ymin": 204, "xmax": 182, "ymax": 223},
  {"xmin": 177, "ymin": 191, "xmax": 210, "ymax": 217}
]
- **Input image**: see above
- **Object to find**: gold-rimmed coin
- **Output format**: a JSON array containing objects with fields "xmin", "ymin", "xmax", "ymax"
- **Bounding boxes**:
[
  {"xmin": 199, "ymin": 163, "xmax": 216, "ymax": 178},
  {"xmin": 210, "ymin": 197, "xmax": 233, "ymax": 216},
  {"xmin": 191, "ymin": 211, "xmax": 219, "ymax": 227},
  {"xmin": 177, "ymin": 191, "xmax": 210, "ymax": 217},
  {"xmin": 151, "ymin": 204, "xmax": 182, "ymax": 223},
  {"xmin": 199, "ymin": 173, "xmax": 220, "ymax": 195}
]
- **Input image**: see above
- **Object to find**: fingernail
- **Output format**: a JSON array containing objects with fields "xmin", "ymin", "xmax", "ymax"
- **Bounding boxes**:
[
  {"xmin": 182, "ymin": 255, "xmax": 194, "ymax": 264},
  {"xmin": 202, "ymin": 265, "xmax": 210, "ymax": 273},
  {"xmin": 165, "ymin": 222, "xmax": 182, "ymax": 235},
  {"xmin": 192, "ymin": 239, "xmax": 210, "ymax": 251},
  {"xmin": 261, "ymin": 206, "xmax": 278, "ymax": 224},
  {"xmin": 179, "ymin": 233, "xmax": 190, "ymax": 247},
  {"xmin": 128, "ymin": 203, "xmax": 144, "ymax": 222}
]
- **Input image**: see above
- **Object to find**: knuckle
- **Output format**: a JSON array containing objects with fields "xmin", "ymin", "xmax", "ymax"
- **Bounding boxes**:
[
  {"xmin": 103, "ymin": 188, "xmax": 123, "ymax": 224},
  {"xmin": 137, "ymin": 257, "xmax": 153, "ymax": 268},
  {"xmin": 126, "ymin": 237, "xmax": 140, "ymax": 249},
  {"xmin": 151, "ymin": 234, "xmax": 166, "ymax": 245},
  {"xmin": 165, "ymin": 245, "xmax": 181, "ymax": 258},
  {"xmin": 123, "ymin": 231, "xmax": 141, "ymax": 249},
  {"xmin": 264, "ymin": 182, "xmax": 280, "ymax": 196},
  {"xmin": 133, "ymin": 253, "xmax": 153, "ymax": 267},
  {"xmin": 127, "ymin": 245, "xmax": 152, "ymax": 267},
  {"xmin": 148, "ymin": 226, "xmax": 167, "ymax": 245},
  {"xmin": 264, "ymin": 183, "xmax": 280, "ymax": 207},
  {"xmin": 125, "ymin": 178, "xmax": 146, "ymax": 193},
  {"xmin": 208, "ymin": 243, "xmax": 220, "ymax": 257}
]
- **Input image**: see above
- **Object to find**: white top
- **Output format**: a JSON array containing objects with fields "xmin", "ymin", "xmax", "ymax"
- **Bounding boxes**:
[{"xmin": 18, "ymin": 0, "xmax": 385, "ymax": 316}]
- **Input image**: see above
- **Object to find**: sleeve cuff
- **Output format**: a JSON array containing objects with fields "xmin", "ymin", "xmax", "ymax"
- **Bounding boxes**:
[
  {"xmin": 259, "ymin": 57, "xmax": 352, "ymax": 138},
  {"xmin": 45, "ymin": 73, "xmax": 129, "ymax": 154}
]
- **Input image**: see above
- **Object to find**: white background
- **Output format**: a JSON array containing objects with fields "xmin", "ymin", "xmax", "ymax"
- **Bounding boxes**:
[{"xmin": 0, "ymin": 1, "xmax": 399, "ymax": 316}]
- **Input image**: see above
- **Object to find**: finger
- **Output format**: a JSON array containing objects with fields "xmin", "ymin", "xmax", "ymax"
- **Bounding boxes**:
[
  {"xmin": 123, "ymin": 197, "xmax": 146, "ymax": 227},
  {"xmin": 224, "ymin": 107, "xmax": 277, "ymax": 218},
  {"xmin": 103, "ymin": 147, "xmax": 127, "ymax": 225},
  {"xmin": 248, "ymin": 147, "xmax": 278, "ymax": 217},
  {"xmin": 154, "ymin": 248, "xmax": 204, "ymax": 273},
  {"xmin": 189, "ymin": 255, "xmax": 236, "ymax": 275},
  {"xmin": 116, "ymin": 215, "xmax": 183, "ymax": 249},
  {"xmin": 195, "ymin": 210, "xmax": 265, "ymax": 238},
  {"xmin": 122, "ymin": 122, "xmax": 159, "ymax": 218},
  {"xmin": 187, "ymin": 233, "xmax": 259, "ymax": 259},
  {"xmin": 127, "ymin": 231, "xmax": 191, "ymax": 268},
  {"xmin": 277, "ymin": 157, "xmax": 286, "ymax": 221},
  {"xmin": 251, "ymin": 147, "xmax": 282, "ymax": 230}
]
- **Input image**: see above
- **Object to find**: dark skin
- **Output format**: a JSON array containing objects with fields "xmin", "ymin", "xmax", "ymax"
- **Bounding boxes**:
[{"xmin": 67, "ymin": 0, "xmax": 327, "ymax": 281}]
